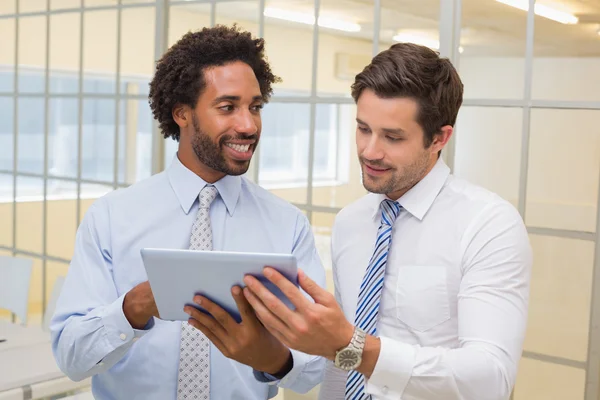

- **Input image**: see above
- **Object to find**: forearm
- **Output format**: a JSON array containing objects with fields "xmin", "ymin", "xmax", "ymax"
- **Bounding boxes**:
[
  {"xmin": 363, "ymin": 337, "xmax": 514, "ymax": 400},
  {"xmin": 51, "ymin": 294, "xmax": 152, "ymax": 381}
]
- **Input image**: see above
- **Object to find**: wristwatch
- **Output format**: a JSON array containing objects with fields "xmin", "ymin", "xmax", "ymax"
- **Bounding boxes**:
[{"xmin": 334, "ymin": 327, "xmax": 367, "ymax": 371}]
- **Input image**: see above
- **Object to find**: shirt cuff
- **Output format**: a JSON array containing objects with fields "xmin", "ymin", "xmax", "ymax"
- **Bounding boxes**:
[
  {"xmin": 253, "ymin": 370, "xmax": 280, "ymax": 385},
  {"xmin": 365, "ymin": 336, "xmax": 416, "ymax": 399},
  {"xmin": 101, "ymin": 293, "xmax": 154, "ymax": 349},
  {"xmin": 253, "ymin": 349, "xmax": 311, "ymax": 388}
]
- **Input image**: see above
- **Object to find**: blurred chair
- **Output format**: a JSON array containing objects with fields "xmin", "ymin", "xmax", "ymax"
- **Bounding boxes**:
[
  {"xmin": 0, "ymin": 255, "xmax": 33, "ymax": 324},
  {"xmin": 43, "ymin": 275, "xmax": 65, "ymax": 332}
]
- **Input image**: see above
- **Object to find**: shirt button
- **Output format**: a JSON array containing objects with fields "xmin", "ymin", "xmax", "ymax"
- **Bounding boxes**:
[
  {"xmin": 119, "ymin": 333, "xmax": 127, "ymax": 341},
  {"xmin": 382, "ymin": 386, "xmax": 389, "ymax": 394},
  {"xmin": 98, "ymin": 362, "xmax": 104, "ymax": 367},
  {"xmin": 132, "ymin": 337, "xmax": 139, "ymax": 342}
]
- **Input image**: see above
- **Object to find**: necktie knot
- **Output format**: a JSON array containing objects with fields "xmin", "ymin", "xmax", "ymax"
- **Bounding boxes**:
[
  {"xmin": 380, "ymin": 199, "xmax": 401, "ymax": 226},
  {"xmin": 199, "ymin": 185, "xmax": 218, "ymax": 209}
]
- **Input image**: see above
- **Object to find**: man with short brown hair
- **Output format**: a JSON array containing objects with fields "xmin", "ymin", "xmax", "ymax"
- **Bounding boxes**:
[{"xmin": 242, "ymin": 42, "xmax": 532, "ymax": 400}]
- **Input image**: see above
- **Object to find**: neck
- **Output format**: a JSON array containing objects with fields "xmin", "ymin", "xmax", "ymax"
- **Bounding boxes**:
[{"xmin": 177, "ymin": 143, "xmax": 225, "ymax": 184}]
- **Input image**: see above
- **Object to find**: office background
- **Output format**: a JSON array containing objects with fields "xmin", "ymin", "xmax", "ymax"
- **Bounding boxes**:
[{"xmin": 0, "ymin": 0, "xmax": 599, "ymax": 399}]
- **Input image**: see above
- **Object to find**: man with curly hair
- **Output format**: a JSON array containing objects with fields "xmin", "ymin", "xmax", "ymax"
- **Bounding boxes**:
[{"xmin": 51, "ymin": 25, "xmax": 326, "ymax": 399}]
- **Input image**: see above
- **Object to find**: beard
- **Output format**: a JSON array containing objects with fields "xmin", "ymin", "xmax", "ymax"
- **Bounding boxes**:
[
  {"xmin": 360, "ymin": 148, "xmax": 431, "ymax": 196},
  {"xmin": 190, "ymin": 114, "xmax": 258, "ymax": 176}
]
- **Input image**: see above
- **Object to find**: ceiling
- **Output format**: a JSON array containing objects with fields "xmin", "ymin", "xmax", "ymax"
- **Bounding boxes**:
[{"xmin": 193, "ymin": 0, "xmax": 600, "ymax": 57}]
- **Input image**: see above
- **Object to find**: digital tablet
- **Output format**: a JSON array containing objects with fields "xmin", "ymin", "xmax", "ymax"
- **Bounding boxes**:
[{"xmin": 140, "ymin": 248, "xmax": 298, "ymax": 323}]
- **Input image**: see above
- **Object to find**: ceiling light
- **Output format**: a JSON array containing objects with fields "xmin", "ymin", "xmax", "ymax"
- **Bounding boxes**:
[
  {"xmin": 264, "ymin": 7, "xmax": 361, "ymax": 32},
  {"xmin": 392, "ymin": 33, "xmax": 464, "ymax": 53},
  {"xmin": 495, "ymin": 0, "xmax": 578, "ymax": 24}
]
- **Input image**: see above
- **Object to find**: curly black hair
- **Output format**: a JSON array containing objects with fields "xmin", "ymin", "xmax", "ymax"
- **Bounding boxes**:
[{"xmin": 148, "ymin": 24, "xmax": 280, "ymax": 141}]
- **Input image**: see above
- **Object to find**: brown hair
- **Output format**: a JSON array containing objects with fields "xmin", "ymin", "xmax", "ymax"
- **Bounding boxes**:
[{"xmin": 351, "ymin": 42, "xmax": 463, "ymax": 147}]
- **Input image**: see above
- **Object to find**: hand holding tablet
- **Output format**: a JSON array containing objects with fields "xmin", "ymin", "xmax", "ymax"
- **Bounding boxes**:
[{"xmin": 140, "ymin": 248, "xmax": 298, "ymax": 323}]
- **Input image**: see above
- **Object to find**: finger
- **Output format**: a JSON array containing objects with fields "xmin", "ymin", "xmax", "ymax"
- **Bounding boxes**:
[
  {"xmin": 186, "ymin": 317, "xmax": 229, "ymax": 357},
  {"xmin": 243, "ymin": 287, "xmax": 292, "ymax": 338},
  {"xmin": 243, "ymin": 275, "xmax": 302, "ymax": 328},
  {"xmin": 185, "ymin": 305, "xmax": 228, "ymax": 341},
  {"xmin": 231, "ymin": 286, "xmax": 259, "ymax": 327},
  {"xmin": 262, "ymin": 267, "xmax": 312, "ymax": 310},
  {"xmin": 193, "ymin": 295, "xmax": 238, "ymax": 333},
  {"xmin": 297, "ymin": 269, "xmax": 331, "ymax": 305}
]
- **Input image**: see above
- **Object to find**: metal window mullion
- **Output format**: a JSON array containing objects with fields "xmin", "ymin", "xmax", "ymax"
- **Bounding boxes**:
[
  {"xmin": 0, "ymin": 2, "xmax": 156, "ymax": 19},
  {"xmin": 76, "ymin": 1, "xmax": 84, "ymax": 228},
  {"xmin": 585, "ymin": 109, "xmax": 600, "ymax": 399},
  {"xmin": 372, "ymin": 0, "xmax": 380, "ymax": 57},
  {"xmin": 0, "ymin": 245, "xmax": 71, "ymax": 265},
  {"xmin": 305, "ymin": 0, "xmax": 320, "ymax": 222},
  {"xmin": 526, "ymin": 226, "xmax": 595, "ymax": 242},
  {"xmin": 0, "ymin": 169, "xmax": 130, "ymax": 189},
  {"xmin": 250, "ymin": 0, "xmax": 266, "ymax": 184},
  {"xmin": 292, "ymin": 203, "xmax": 341, "ymax": 215},
  {"xmin": 521, "ymin": 350, "xmax": 587, "ymax": 370},
  {"xmin": 334, "ymin": 104, "xmax": 342, "ymax": 182},
  {"xmin": 0, "ymin": 92, "xmax": 149, "ymax": 100},
  {"xmin": 453, "ymin": 0, "xmax": 462, "ymax": 67},
  {"xmin": 114, "ymin": 0, "xmax": 123, "ymax": 190},
  {"xmin": 41, "ymin": 0, "xmax": 51, "ymax": 315},
  {"xmin": 512, "ymin": 2, "xmax": 534, "ymax": 398},
  {"xmin": 151, "ymin": 0, "xmax": 168, "ymax": 175},
  {"xmin": 10, "ymin": 0, "xmax": 19, "ymax": 324},
  {"xmin": 460, "ymin": 99, "xmax": 600, "ymax": 110},
  {"xmin": 438, "ymin": 0, "xmax": 460, "ymax": 171},
  {"xmin": 210, "ymin": 0, "xmax": 216, "ymax": 27},
  {"xmin": 517, "ymin": 0, "xmax": 535, "ymax": 220},
  {"xmin": 270, "ymin": 96, "xmax": 353, "ymax": 104},
  {"xmin": 11, "ymin": 0, "xmax": 19, "ymax": 260},
  {"xmin": 446, "ymin": 0, "xmax": 462, "ymax": 172},
  {"xmin": 169, "ymin": 0, "xmax": 242, "ymax": 5}
]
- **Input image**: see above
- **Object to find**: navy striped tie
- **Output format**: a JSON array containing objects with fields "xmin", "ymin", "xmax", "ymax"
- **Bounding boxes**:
[{"xmin": 345, "ymin": 199, "xmax": 402, "ymax": 400}]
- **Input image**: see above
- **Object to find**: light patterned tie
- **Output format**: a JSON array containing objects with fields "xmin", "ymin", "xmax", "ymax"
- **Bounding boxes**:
[
  {"xmin": 345, "ymin": 199, "xmax": 402, "ymax": 400},
  {"xmin": 177, "ymin": 185, "xmax": 219, "ymax": 400}
]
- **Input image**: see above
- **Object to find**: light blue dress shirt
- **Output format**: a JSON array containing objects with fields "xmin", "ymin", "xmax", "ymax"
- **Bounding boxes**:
[{"xmin": 50, "ymin": 155, "xmax": 326, "ymax": 400}]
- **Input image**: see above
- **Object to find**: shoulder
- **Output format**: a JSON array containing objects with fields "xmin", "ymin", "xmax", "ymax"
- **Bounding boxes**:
[
  {"xmin": 82, "ymin": 171, "xmax": 169, "ymax": 219},
  {"xmin": 240, "ymin": 177, "xmax": 306, "ymax": 219}
]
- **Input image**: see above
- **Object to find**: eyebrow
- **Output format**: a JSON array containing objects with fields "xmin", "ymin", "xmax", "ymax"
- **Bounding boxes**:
[
  {"xmin": 356, "ymin": 118, "xmax": 405, "ymax": 135},
  {"xmin": 212, "ymin": 95, "xmax": 263, "ymax": 105}
]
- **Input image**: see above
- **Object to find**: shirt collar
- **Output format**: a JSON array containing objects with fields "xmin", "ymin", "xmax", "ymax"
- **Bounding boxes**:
[
  {"xmin": 371, "ymin": 157, "xmax": 450, "ymax": 221},
  {"xmin": 167, "ymin": 153, "xmax": 242, "ymax": 216}
]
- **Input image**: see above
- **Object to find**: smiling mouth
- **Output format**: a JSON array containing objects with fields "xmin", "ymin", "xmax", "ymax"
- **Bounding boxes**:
[{"xmin": 224, "ymin": 143, "xmax": 251, "ymax": 152}]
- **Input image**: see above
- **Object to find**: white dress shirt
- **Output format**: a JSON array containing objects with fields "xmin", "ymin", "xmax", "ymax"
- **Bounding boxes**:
[{"xmin": 321, "ymin": 158, "xmax": 532, "ymax": 400}]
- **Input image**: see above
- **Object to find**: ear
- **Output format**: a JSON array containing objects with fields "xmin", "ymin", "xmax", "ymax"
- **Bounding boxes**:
[
  {"xmin": 430, "ymin": 125, "xmax": 453, "ymax": 154},
  {"xmin": 172, "ymin": 103, "xmax": 191, "ymax": 129}
]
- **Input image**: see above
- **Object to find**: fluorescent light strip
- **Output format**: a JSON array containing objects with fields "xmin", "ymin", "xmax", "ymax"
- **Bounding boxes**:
[
  {"xmin": 495, "ymin": 0, "xmax": 578, "ymax": 24},
  {"xmin": 264, "ymin": 7, "xmax": 361, "ymax": 32},
  {"xmin": 393, "ymin": 33, "xmax": 464, "ymax": 53}
]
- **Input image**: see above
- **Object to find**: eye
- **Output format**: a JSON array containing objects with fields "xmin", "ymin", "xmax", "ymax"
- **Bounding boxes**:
[
  {"xmin": 357, "ymin": 126, "xmax": 370, "ymax": 133},
  {"xmin": 251, "ymin": 104, "xmax": 264, "ymax": 112},
  {"xmin": 386, "ymin": 136, "xmax": 402, "ymax": 142},
  {"xmin": 219, "ymin": 105, "xmax": 234, "ymax": 112}
]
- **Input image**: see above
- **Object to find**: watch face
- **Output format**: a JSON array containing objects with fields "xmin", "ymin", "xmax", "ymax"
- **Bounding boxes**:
[{"xmin": 336, "ymin": 349, "xmax": 360, "ymax": 370}]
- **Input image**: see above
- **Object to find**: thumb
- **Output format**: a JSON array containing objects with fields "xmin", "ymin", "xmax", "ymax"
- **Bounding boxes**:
[{"xmin": 298, "ymin": 269, "xmax": 330, "ymax": 305}]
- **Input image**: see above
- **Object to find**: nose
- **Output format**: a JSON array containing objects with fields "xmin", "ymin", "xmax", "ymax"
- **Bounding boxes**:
[
  {"xmin": 361, "ymin": 134, "xmax": 384, "ymax": 161},
  {"xmin": 235, "ymin": 108, "xmax": 259, "ymax": 135}
]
